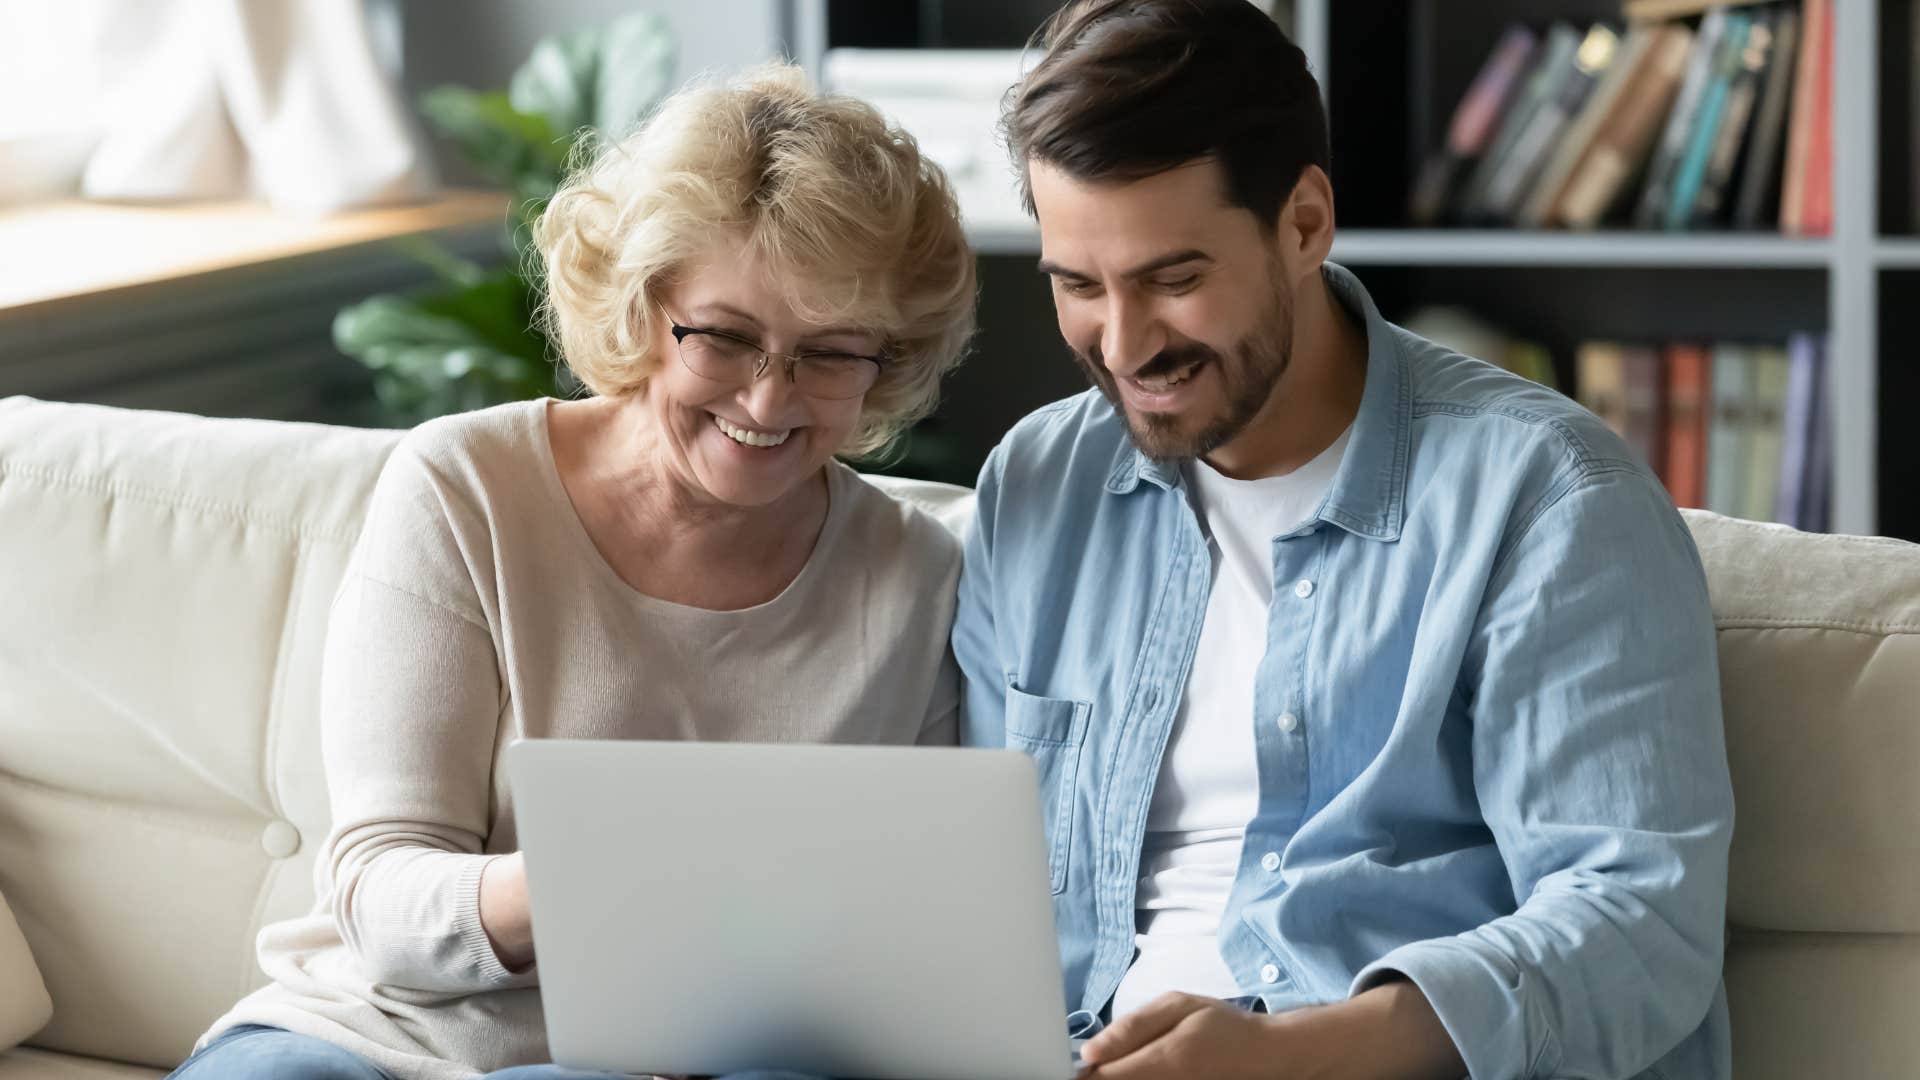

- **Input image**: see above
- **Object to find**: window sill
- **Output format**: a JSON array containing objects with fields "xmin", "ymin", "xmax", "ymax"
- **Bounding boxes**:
[{"xmin": 0, "ymin": 189, "xmax": 509, "ymax": 320}]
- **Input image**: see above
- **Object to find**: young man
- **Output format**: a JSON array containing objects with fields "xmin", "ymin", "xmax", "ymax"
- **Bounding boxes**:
[{"xmin": 953, "ymin": 2, "xmax": 1735, "ymax": 1078}]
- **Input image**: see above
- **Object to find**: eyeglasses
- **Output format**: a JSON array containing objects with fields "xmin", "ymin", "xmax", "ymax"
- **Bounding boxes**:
[{"xmin": 665, "ymin": 312, "xmax": 886, "ymax": 401}]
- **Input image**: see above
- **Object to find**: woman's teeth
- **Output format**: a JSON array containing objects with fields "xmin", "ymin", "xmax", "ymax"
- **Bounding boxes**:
[
  {"xmin": 1134, "ymin": 359, "xmax": 1205, "ymax": 393},
  {"xmin": 715, "ymin": 415, "xmax": 792, "ymax": 448}
]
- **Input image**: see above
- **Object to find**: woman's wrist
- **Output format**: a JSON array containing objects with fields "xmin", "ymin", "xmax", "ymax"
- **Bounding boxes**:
[{"xmin": 479, "ymin": 852, "xmax": 536, "ymax": 971}]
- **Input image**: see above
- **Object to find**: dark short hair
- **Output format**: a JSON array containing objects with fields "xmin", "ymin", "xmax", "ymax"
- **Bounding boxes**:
[{"xmin": 1003, "ymin": 0, "xmax": 1330, "ymax": 229}]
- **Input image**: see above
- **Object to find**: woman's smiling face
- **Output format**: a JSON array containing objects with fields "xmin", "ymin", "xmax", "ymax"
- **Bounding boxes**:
[{"xmin": 641, "ymin": 241, "xmax": 884, "ymax": 509}]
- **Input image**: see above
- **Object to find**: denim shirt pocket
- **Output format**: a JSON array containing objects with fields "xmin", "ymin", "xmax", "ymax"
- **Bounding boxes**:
[{"xmin": 1003, "ymin": 685, "xmax": 1091, "ymax": 895}]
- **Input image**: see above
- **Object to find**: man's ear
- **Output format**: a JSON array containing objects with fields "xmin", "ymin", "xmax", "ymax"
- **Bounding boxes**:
[{"xmin": 1275, "ymin": 164, "xmax": 1335, "ymax": 286}]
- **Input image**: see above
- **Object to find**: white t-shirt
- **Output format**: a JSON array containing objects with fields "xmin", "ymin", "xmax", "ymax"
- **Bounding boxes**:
[{"xmin": 1112, "ymin": 426, "xmax": 1351, "ymax": 1017}]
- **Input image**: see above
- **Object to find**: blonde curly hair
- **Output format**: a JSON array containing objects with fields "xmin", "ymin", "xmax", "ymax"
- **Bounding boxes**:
[{"xmin": 533, "ymin": 63, "xmax": 977, "ymax": 457}]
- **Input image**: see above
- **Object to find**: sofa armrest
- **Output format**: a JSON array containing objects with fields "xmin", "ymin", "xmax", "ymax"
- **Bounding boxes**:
[{"xmin": 0, "ymin": 891, "xmax": 51, "ymax": 1050}]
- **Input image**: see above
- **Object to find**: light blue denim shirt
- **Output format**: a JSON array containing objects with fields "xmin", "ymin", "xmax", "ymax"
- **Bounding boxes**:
[{"xmin": 955, "ymin": 264, "xmax": 1734, "ymax": 1080}]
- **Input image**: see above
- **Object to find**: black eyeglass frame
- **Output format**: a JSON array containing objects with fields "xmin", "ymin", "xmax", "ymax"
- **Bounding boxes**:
[{"xmin": 665, "ymin": 317, "xmax": 888, "ymax": 401}]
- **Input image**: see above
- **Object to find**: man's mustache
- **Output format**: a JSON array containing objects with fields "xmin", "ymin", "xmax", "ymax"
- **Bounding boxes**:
[{"xmin": 1082, "ymin": 343, "xmax": 1222, "ymax": 382}]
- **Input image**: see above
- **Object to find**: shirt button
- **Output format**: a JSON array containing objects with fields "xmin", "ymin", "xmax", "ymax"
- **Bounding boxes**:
[
  {"xmin": 1260, "ymin": 963, "xmax": 1281, "ymax": 984},
  {"xmin": 1293, "ymin": 579, "xmax": 1315, "ymax": 599},
  {"xmin": 1277, "ymin": 711, "xmax": 1299, "ymax": 734},
  {"xmin": 1260, "ymin": 851, "xmax": 1280, "ymax": 872}
]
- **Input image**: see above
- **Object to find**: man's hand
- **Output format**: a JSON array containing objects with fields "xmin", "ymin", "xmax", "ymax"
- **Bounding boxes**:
[
  {"xmin": 1079, "ymin": 981, "xmax": 1465, "ymax": 1080},
  {"xmin": 1079, "ymin": 993, "xmax": 1293, "ymax": 1080}
]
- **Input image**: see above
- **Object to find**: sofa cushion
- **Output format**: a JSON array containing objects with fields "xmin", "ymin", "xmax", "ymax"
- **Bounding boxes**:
[
  {"xmin": 1682, "ymin": 510, "xmax": 1920, "ymax": 934},
  {"xmin": 0, "ymin": 397, "xmax": 400, "ymax": 1067},
  {"xmin": 0, "ymin": 891, "xmax": 50, "ymax": 1052},
  {"xmin": 1682, "ymin": 509, "xmax": 1920, "ymax": 1078},
  {"xmin": 0, "ymin": 1047, "xmax": 164, "ymax": 1079}
]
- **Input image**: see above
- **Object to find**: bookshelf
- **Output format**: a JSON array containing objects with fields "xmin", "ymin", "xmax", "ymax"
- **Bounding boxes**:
[
  {"xmin": 1311, "ymin": 0, "xmax": 1883, "ymax": 536},
  {"xmin": 810, "ymin": 0, "xmax": 1908, "ymax": 539}
]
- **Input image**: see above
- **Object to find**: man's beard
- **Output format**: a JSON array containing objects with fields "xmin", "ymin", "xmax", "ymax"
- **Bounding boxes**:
[{"xmin": 1074, "ymin": 285, "xmax": 1294, "ymax": 463}]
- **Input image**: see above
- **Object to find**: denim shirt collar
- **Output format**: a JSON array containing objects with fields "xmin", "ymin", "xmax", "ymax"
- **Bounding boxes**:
[{"xmin": 1103, "ymin": 261, "xmax": 1409, "ymax": 543}]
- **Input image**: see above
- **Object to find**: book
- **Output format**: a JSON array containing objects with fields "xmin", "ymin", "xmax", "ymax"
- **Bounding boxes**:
[
  {"xmin": 1706, "ymin": 343, "xmax": 1751, "ymax": 517},
  {"xmin": 1505, "ymin": 342, "xmax": 1558, "ymax": 390},
  {"xmin": 1410, "ymin": 26, "xmax": 1539, "ymax": 227},
  {"xmin": 1665, "ymin": 12, "xmax": 1754, "ymax": 231},
  {"xmin": 1733, "ymin": 7, "xmax": 1800, "ymax": 230},
  {"xmin": 1904, "ymin": 0, "xmax": 1920, "ymax": 231},
  {"xmin": 1742, "ymin": 345, "xmax": 1791, "ymax": 522},
  {"xmin": 1802, "ymin": 334, "xmax": 1832, "ymax": 532},
  {"xmin": 1664, "ymin": 344, "xmax": 1711, "ymax": 509},
  {"xmin": 1399, "ymin": 307, "xmax": 1558, "ymax": 389},
  {"xmin": 1622, "ymin": 345, "xmax": 1666, "ymax": 477},
  {"xmin": 1781, "ymin": 0, "xmax": 1828, "ymax": 235},
  {"xmin": 1480, "ymin": 24, "xmax": 1621, "ymax": 223},
  {"xmin": 1691, "ymin": 10, "xmax": 1775, "ymax": 226},
  {"xmin": 1624, "ymin": 0, "xmax": 1772, "ymax": 18},
  {"xmin": 1800, "ymin": 0, "xmax": 1834, "ymax": 235},
  {"xmin": 1776, "ymin": 332, "xmax": 1823, "ymax": 529},
  {"xmin": 1458, "ymin": 23, "xmax": 1583, "ymax": 223},
  {"xmin": 1557, "ymin": 24, "xmax": 1696, "ymax": 230},
  {"xmin": 1517, "ymin": 25, "xmax": 1650, "ymax": 230},
  {"xmin": 1636, "ymin": 9, "xmax": 1729, "ymax": 229},
  {"xmin": 1576, "ymin": 342, "xmax": 1628, "ymax": 439}
]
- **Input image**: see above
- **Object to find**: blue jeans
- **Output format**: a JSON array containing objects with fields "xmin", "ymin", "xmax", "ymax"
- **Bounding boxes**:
[{"xmin": 166, "ymin": 1025, "xmax": 820, "ymax": 1079}]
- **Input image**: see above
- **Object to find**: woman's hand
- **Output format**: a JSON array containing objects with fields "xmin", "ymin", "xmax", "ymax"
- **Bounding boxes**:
[{"xmin": 479, "ymin": 851, "xmax": 536, "ymax": 972}]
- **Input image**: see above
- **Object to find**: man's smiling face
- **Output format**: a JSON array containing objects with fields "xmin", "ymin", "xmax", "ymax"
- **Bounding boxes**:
[{"xmin": 1030, "ymin": 157, "xmax": 1296, "ymax": 462}]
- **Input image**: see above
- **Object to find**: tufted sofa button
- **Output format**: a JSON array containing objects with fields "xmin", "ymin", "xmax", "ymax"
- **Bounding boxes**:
[{"xmin": 261, "ymin": 821, "xmax": 301, "ymax": 859}]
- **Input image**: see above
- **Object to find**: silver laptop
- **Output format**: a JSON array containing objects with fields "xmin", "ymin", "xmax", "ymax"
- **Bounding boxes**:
[{"xmin": 506, "ymin": 739, "xmax": 1079, "ymax": 1080}]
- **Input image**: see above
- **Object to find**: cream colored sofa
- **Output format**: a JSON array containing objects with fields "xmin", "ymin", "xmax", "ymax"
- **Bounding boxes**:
[{"xmin": 0, "ymin": 394, "xmax": 1915, "ymax": 1079}]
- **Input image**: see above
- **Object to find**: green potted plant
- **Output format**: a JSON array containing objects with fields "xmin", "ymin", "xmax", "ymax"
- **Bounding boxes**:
[{"xmin": 333, "ymin": 14, "xmax": 675, "ymax": 425}]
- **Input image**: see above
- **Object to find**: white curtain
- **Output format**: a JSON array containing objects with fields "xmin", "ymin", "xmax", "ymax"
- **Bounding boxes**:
[{"xmin": 1, "ymin": 0, "xmax": 434, "ymax": 215}]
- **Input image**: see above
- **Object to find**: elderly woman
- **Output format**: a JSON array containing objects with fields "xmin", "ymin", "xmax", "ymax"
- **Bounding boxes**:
[{"xmin": 166, "ymin": 64, "xmax": 975, "ymax": 1080}]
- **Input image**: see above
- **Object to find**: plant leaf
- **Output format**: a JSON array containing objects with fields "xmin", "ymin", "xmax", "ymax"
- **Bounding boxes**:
[
  {"xmin": 409, "ymin": 272, "xmax": 548, "ymax": 365},
  {"xmin": 392, "ymin": 237, "xmax": 488, "ymax": 288},
  {"xmin": 334, "ymin": 295, "xmax": 501, "ymax": 366},
  {"xmin": 594, "ymin": 13, "xmax": 676, "ymax": 141},
  {"xmin": 334, "ymin": 293, "xmax": 559, "ymax": 421},
  {"xmin": 509, "ymin": 28, "xmax": 599, "ymax": 146},
  {"xmin": 418, "ymin": 87, "xmax": 564, "ymax": 189}
]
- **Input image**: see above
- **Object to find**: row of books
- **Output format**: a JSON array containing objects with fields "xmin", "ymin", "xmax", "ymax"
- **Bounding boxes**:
[
  {"xmin": 1576, "ymin": 335, "xmax": 1831, "ymax": 530},
  {"xmin": 1411, "ymin": 0, "xmax": 1832, "ymax": 234}
]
